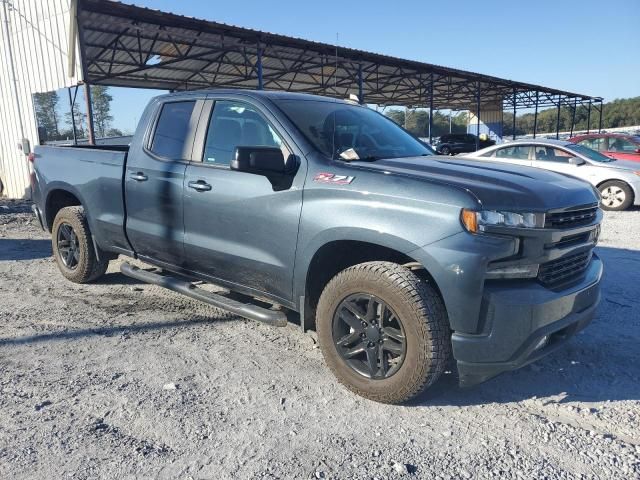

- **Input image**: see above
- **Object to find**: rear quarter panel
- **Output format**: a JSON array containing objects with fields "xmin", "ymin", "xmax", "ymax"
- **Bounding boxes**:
[{"xmin": 34, "ymin": 146, "xmax": 130, "ymax": 252}]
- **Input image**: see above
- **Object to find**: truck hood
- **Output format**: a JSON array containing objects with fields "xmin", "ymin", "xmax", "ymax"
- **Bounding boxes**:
[{"xmin": 352, "ymin": 156, "xmax": 598, "ymax": 211}]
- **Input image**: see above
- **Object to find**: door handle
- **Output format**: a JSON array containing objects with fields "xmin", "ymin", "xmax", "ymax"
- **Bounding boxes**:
[
  {"xmin": 188, "ymin": 180, "xmax": 212, "ymax": 192},
  {"xmin": 130, "ymin": 172, "xmax": 148, "ymax": 182}
]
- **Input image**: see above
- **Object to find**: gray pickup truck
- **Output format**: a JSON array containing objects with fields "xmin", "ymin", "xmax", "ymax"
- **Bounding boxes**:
[{"xmin": 30, "ymin": 90, "xmax": 603, "ymax": 404}]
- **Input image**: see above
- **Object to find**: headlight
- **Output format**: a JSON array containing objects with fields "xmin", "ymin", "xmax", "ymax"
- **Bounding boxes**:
[{"xmin": 461, "ymin": 208, "xmax": 545, "ymax": 233}]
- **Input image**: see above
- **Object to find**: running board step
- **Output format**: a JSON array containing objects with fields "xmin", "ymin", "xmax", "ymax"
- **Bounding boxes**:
[{"xmin": 120, "ymin": 262, "xmax": 287, "ymax": 327}]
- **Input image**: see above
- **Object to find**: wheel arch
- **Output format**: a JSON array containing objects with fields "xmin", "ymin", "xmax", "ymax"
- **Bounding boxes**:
[
  {"xmin": 297, "ymin": 238, "xmax": 444, "ymax": 331},
  {"xmin": 44, "ymin": 185, "xmax": 85, "ymax": 232},
  {"xmin": 595, "ymin": 178, "xmax": 636, "ymax": 205}
]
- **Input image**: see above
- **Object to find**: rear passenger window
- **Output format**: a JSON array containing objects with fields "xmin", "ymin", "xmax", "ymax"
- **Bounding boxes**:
[
  {"xmin": 578, "ymin": 138, "xmax": 604, "ymax": 151},
  {"xmin": 150, "ymin": 101, "xmax": 196, "ymax": 159},
  {"xmin": 495, "ymin": 145, "xmax": 530, "ymax": 160}
]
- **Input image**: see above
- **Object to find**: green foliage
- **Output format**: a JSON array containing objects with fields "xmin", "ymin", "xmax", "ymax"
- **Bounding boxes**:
[
  {"xmin": 504, "ymin": 97, "xmax": 639, "ymax": 136},
  {"xmin": 91, "ymin": 86, "xmax": 114, "ymax": 138},
  {"xmin": 33, "ymin": 92, "xmax": 61, "ymax": 139},
  {"xmin": 385, "ymin": 108, "xmax": 467, "ymax": 138},
  {"xmin": 388, "ymin": 97, "xmax": 639, "ymax": 138}
]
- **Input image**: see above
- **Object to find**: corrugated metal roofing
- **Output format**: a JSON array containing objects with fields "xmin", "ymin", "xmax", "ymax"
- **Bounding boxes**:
[{"xmin": 77, "ymin": 0, "xmax": 602, "ymax": 110}]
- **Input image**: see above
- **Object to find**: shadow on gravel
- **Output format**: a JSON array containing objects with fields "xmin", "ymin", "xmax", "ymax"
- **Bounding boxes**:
[
  {"xmin": 412, "ymin": 246, "xmax": 640, "ymax": 407},
  {"xmin": 93, "ymin": 271, "xmax": 144, "ymax": 285},
  {"xmin": 0, "ymin": 239, "xmax": 51, "ymax": 260},
  {"xmin": 0, "ymin": 315, "xmax": 237, "ymax": 347}
]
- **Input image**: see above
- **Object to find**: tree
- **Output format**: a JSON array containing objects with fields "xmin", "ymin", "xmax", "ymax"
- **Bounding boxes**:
[
  {"xmin": 91, "ymin": 86, "xmax": 114, "ymax": 138},
  {"xmin": 65, "ymin": 99, "xmax": 86, "ymax": 139},
  {"xmin": 33, "ymin": 91, "xmax": 61, "ymax": 140}
]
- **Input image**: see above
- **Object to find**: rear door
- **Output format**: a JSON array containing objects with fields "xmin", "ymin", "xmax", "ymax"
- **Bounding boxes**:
[
  {"xmin": 484, "ymin": 144, "xmax": 533, "ymax": 166},
  {"xmin": 182, "ymin": 96, "xmax": 305, "ymax": 303},
  {"xmin": 125, "ymin": 98, "xmax": 203, "ymax": 267}
]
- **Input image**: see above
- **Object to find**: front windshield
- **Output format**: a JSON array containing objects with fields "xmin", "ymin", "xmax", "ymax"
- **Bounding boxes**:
[
  {"xmin": 275, "ymin": 99, "xmax": 433, "ymax": 161},
  {"xmin": 566, "ymin": 143, "xmax": 614, "ymax": 162}
]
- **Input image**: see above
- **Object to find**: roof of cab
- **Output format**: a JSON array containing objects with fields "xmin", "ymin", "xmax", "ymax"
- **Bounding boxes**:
[{"xmin": 154, "ymin": 89, "xmax": 351, "ymax": 104}]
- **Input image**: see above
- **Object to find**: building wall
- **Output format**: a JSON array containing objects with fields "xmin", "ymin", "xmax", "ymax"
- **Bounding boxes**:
[
  {"xmin": 0, "ymin": 0, "xmax": 81, "ymax": 198},
  {"xmin": 467, "ymin": 102, "xmax": 504, "ymax": 142}
]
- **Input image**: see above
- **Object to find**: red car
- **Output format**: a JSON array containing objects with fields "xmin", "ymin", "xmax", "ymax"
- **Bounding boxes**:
[{"xmin": 569, "ymin": 133, "xmax": 640, "ymax": 162}]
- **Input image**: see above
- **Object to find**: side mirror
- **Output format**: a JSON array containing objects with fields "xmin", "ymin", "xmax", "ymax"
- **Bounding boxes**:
[
  {"xmin": 568, "ymin": 157, "xmax": 586, "ymax": 166},
  {"xmin": 232, "ymin": 146, "xmax": 296, "ymax": 175}
]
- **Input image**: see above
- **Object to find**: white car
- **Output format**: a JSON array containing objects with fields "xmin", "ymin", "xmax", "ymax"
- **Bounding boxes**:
[{"xmin": 463, "ymin": 139, "xmax": 640, "ymax": 211}]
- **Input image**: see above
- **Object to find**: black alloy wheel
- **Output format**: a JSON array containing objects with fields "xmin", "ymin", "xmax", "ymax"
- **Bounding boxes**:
[
  {"xmin": 332, "ymin": 293, "xmax": 407, "ymax": 379},
  {"xmin": 56, "ymin": 222, "xmax": 80, "ymax": 269}
]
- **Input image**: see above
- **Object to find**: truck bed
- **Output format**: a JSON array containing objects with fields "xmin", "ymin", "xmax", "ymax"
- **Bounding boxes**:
[{"xmin": 32, "ymin": 144, "xmax": 131, "ymax": 254}]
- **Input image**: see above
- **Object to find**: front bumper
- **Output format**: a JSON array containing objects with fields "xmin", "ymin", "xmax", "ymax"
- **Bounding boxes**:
[
  {"xmin": 453, "ymin": 253, "xmax": 603, "ymax": 386},
  {"xmin": 31, "ymin": 204, "xmax": 45, "ymax": 231}
]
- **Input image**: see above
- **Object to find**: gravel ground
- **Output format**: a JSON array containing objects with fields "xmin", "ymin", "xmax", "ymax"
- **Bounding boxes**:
[{"xmin": 0, "ymin": 198, "xmax": 639, "ymax": 479}]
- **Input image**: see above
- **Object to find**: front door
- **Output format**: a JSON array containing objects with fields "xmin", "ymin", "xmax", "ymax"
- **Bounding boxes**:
[
  {"xmin": 531, "ymin": 145, "xmax": 579, "ymax": 176},
  {"xmin": 182, "ymin": 98, "xmax": 305, "ymax": 303}
]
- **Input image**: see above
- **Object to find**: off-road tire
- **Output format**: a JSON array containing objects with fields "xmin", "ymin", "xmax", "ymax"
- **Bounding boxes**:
[
  {"xmin": 316, "ymin": 261, "xmax": 450, "ymax": 404},
  {"xmin": 52, "ymin": 206, "xmax": 109, "ymax": 283},
  {"xmin": 598, "ymin": 180, "xmax": 633, "ymax": 211}
]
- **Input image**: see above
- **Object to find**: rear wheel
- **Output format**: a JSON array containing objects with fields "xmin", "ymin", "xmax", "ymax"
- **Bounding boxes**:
[
  {"xmin": 52, "ymin": 206, "xmax": 109, "ymax": 283},
  {"xmin": 598, "ymin": 181, "xmax": 633, "ymax": 211},
  {"xmin": 316, "ymin": 261, "xmax": 450, "ymax": 404}
]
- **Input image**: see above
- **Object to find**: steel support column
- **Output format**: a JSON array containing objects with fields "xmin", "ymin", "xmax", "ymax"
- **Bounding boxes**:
[
  {"xmin": 598, "ymin": 100, "xmax": 604, "ymax": 133},
  {"xmin": 357, "ymin": 63, "xmax": 363, "ymax": 104},
  {"xmin": 570, "ymin": 98, "xmax": 577, "ymax": 138},
  {"xmin": 556, "ymin": 95, "xmax": 562, "ymax": 139},
  {"xmin": 256, "ymin": 43, "xmax": 263, "ymax": 90},
  {"xmin": 475, "ymin": 82, "xmax": 481, "ymax": 151},
  {"xmin": 512, "ymin": 88, "xmax": 517, "ymax": 140},
  {"xmin": 84, "ymin": 83, "xmax": 96, "ymax": 145},
  {"xmin": 67, "ymin": 87, "xmax": 79, "ymax": 145},
  {"xmin": 428, "ymin": 77, "xmax": 434, "ymax": 145},
  {"xmin": 587, "ymin": 101, "xmax": 591, "ymax": 134},
  {"xmin": 533, "ymin": 91, "xmax": 539, "ymax": 139}
]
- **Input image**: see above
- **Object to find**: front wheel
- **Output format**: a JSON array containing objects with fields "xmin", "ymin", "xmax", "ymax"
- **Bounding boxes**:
[
  {"xmin": 439, "ymin": 146, "xmax": 451, "ymax": 155},
  {"xmin": 316, "ymin": 261, "xmax": 450, "ymax": 404},
  {"xmin": 52, "ymin": 206, "xmax": 109, "ymax": 283},
  {"xmin": 599, "ymin": 181, "xmax": 633, "ymax": 211}
]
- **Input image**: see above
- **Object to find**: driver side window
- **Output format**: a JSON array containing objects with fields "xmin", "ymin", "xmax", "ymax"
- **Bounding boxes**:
[{"xmin": 202, "ymin": 100, "xmax": 283, "ymax": 166}]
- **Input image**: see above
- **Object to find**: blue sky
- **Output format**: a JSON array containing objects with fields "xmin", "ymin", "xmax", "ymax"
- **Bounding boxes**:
[{"xmin": 107, "ymin": 0, "xmax": 640, "ymax": 132}]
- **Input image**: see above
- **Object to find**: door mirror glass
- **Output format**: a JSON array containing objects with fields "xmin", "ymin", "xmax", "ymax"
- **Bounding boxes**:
[
  {"xmin": 232, "ymin": 146, "xmax": 292, "ymax": 175},
  {"xmin": 568, "ymin": 157, "xmax": 586, "ymax": 165}
]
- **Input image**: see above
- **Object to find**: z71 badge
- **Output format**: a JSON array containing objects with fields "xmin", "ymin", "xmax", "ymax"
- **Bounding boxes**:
[{"xmin": 313, "ymin": 173, "xmax": 355, "ymax": 185}]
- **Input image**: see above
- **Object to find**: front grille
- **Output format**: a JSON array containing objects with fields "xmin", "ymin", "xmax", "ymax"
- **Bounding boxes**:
[
  {"xmin": 538, "ymin": 250, "xmax": 593, "ymax": 286},
  {"xmin": 545, "ymin": 205, "xmax": 598, "ymax": 229}
]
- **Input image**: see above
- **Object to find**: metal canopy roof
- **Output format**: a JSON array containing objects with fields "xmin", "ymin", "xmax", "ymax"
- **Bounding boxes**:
[{"xmin": 76, "ymin": 0, "xmax": 602, "ymax": 110}]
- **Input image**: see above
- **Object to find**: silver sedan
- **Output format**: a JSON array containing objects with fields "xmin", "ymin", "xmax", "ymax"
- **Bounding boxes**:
[{"xmin": 463, "ymin": 139, "xmax": 640, "ymax": 211}]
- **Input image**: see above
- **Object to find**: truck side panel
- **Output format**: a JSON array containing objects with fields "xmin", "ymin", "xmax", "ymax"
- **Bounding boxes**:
[{"xmin": 33, "ymin": 145, "xmax": 131, "ymax": 254}]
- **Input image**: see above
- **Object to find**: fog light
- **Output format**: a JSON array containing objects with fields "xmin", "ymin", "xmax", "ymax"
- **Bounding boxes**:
[{"xmin": 485, "ymin": 264, "xmax": 539, "ymax": 279}]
